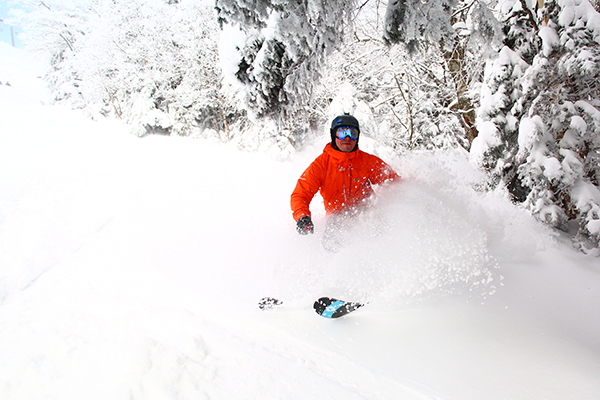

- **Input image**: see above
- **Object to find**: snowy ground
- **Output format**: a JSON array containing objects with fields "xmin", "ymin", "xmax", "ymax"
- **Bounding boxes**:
[{"xmin": 1, "ymin": 43, "xmax": 599, "ymax": 400}]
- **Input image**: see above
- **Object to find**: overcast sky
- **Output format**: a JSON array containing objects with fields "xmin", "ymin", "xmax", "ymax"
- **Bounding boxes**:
[{"xmin": 0, "ymin": 0, "xmax": 23, "ymax": 48}]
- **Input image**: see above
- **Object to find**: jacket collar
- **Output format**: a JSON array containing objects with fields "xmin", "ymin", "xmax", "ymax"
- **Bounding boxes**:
[{"xmin": 324, "ymin": 143, "xmax": 360, "ymax": 161}]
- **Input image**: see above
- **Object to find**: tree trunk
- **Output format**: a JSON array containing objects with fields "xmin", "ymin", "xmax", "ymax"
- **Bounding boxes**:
[{"xmin": 441, "ymin": 41, "xmax": 478, "ymax": 145}]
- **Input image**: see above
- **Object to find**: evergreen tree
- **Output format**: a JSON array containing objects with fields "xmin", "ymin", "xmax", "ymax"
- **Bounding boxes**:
[
  {"xmin": 473, "ymin": 0, "xmax": 600, "ymax": 253},
  {"xmin": 383, "ymin": 0, "xmax": 458, "ymax": 52},
  {"xmin": 471, "ymin": 45, "xmax": 530, "ymax": 200},
  {"xmin": 214, "ymin": 0, "xmax": 355, "ymax": 138}
]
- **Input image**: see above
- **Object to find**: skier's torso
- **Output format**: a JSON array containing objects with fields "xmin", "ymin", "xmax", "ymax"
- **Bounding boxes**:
[{"xmin": 291, "ymin": 144, "xmax": 398, "ymax": 220}]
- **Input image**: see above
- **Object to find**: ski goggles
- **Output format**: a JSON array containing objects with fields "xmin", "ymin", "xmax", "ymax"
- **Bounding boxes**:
[{"xmin": 335, "ymin": 126, "xmax": 359, "ymax": 141}]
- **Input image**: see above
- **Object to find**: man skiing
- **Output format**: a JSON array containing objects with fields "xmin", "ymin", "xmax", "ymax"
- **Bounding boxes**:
[{"xmin": 291, "ymin": 114, "xmax": 399, "ymax": 249}]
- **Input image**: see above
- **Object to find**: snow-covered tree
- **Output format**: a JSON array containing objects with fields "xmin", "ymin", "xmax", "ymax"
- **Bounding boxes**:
[
  {"xmin": 383, "ymin": 0, "xmax": 503, "ymax": 145},
  {"xmin": 290, "ymin": 0, "xmax": 503, "ymax": 152},
  {"xmin": 471, "ymin": 44, "xmax": 530, "ymax": 199},
  {"xmin": 316, "ymin": 31, "xmax": 469, "ymax": 151},
  {"xmin": 20, "ymin": 0, "xmax": 228, "ymax": 137},
  {"xmin": 472, "ymin": 0, "xmax": 600, "ymax": 253},
  {"xmin": 383, "ymin": 0, "xmax": 458, "ymax": 52},
  {"xmin": 215, "ymin": 0, "xmax": 355, "ymax": 136},
  {"xmin": 470, "ymin": 1, "xmax": 544, "ymax": 197}
]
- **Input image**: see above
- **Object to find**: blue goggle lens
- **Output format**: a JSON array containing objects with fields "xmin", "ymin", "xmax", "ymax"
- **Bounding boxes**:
[{"xmin": 336, "ymin": 126, "xmax": 358, "ymax": 141}]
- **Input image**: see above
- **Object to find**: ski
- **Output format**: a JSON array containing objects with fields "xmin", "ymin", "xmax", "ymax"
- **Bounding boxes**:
[
  {"xmin": 313, "ymin": 297, "xmax": 364, "ymax": 318},
  {"xmin": 259, "ymin": 296, "xmax": 364, "ymax": 318}
]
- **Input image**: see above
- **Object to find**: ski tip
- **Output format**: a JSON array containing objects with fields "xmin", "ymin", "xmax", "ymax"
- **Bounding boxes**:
[
  {"xmin": 258, "ymin": 297, "xmax": 283, "ymax": 310},
  {"xmin": 313, "ymin": 297, "xmax": 333, "ymax": 315}
]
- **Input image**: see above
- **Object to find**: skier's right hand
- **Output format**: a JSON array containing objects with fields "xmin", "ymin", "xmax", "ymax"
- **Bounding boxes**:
[{"xmin": 296, "ymin": 216, "xmax": 314, "ymax": 235}]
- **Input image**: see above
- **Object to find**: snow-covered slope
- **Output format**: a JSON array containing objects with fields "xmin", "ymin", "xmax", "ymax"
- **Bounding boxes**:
[{"xmin": 1, "ymin": 43, "xmax": 599, "ymax": 400}]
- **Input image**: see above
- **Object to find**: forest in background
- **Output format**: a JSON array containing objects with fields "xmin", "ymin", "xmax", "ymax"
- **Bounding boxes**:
[{"xmin": 9, "ymin": 0, "xmax": 600, "ymax": 254}]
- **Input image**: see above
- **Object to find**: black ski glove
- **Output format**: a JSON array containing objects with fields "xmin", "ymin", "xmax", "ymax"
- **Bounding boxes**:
[{"xmin": 296, "ymin": 216, "xmax": 314, "ymax": 235}]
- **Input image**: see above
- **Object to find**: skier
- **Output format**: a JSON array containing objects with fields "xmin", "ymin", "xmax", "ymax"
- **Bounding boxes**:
[{"xmin": 291, "ymin": 114, "xmax": 400, "ymax": 250}]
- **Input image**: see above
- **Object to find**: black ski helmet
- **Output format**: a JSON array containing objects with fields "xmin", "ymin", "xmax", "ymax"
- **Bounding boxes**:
[{"xmin": 330, "ymin": 114, "xmax": 360, "ymax": 151}]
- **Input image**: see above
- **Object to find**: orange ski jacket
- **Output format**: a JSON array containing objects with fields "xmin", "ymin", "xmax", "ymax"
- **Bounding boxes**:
[{"xmin": 291, "ymin": 143, "xmax": 399, "ymax": 221}]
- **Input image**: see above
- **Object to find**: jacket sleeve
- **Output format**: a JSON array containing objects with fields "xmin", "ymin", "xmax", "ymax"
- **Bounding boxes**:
[
  {"xmin": 290, "ymin": 158, "xmax": 324, "ymax": 221},
  {"xmin": 370, "ymin": 156, "xmax": 400, "ymax": 185}
]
